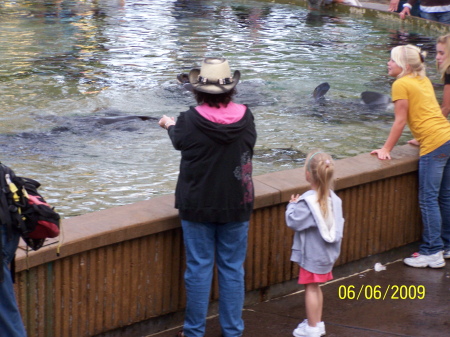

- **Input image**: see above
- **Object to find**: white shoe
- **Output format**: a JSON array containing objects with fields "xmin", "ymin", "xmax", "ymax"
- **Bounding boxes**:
[
  {"xmin": 293, "ymin": 319, "xmax": 325, "ymax": 336},
  {"xmin": 403, "ymin": 251, "xmax": 445, "ymax": 268}
]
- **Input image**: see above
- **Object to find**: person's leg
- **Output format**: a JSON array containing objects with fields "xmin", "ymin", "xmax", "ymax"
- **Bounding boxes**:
[
  {"xmin": 304, "ymin": 283, "xmax": 323, "ymax": 327},
  {"xmin": 436, "ymin": 11, "xmax": 450, "ymax": 25},
  {"xmin": 181, "ymin": 220, "xmax": 216, "ymax": 337},
  {"xmin": 439, "ymin": 144, "xmax": 450, "ymax": 252},
  {"xmin": 420, "ymin": 11, "xmax": 450, "ymax": 23},
  {"xmin": 410, "ymin": 0, "xmax": 421, "ymax": 17},
  {"xmin": 0, "ymin": 229, "xmax": 27, "ymax": 337},
  {"xmin": 215, "ymin": 221, "xmax": 249, "ymax": 337},
  {"xmin": 417, "ymin": 144, "xmax": 449, "ymax": 255},
  {"xmin": 418, "ymin": 12, "xmax": 433, "ymax": 21}
]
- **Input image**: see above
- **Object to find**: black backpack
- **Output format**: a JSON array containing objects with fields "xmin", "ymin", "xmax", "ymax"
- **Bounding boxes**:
[{"xmin": 0, "ymin": 163, "xmax": 61, "ymax": 252}]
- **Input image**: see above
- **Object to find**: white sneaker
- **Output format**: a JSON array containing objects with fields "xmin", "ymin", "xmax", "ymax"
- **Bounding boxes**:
[
  {"xmin": 403, "ymin": 251, "xmax": 445, "ymax": 268},
  {"xmin": 293, "ymin": 319, "xmax": 325, "ymax": 336},
  {"xmin": 444, "ymin": 249, "xmax": 450, "ymax": 259}
]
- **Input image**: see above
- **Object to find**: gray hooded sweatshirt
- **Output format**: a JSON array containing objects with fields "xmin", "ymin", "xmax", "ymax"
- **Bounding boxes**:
[{"xmin": 286, "ymin": 189, "xmax": 345, "ymax": 274}]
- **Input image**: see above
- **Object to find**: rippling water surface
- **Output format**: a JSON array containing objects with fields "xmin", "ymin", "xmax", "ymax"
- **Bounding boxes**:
[{"xmin": 0, "ymin": 0, "xmax": 442, "ymax": 217}]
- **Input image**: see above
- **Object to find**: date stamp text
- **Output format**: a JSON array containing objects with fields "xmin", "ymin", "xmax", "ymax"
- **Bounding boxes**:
[{"xmin": 338, "ymin": 285, "xmax": 425, "ymax": 300}]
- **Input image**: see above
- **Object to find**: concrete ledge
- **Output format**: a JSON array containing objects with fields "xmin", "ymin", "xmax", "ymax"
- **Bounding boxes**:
[
  {"xmin": 271, "ymin": 0, "xmax": 450, "ymax": 32},
  {"xmin": 15, "ymin": 194, "xmax": 178, "ymax": 271},
  {"xmin": 254, "ymin": 144, "xmax": 418, "ymax": 207},
  {"xmin": 15, "ymin": 144, "xmax": 419, "ymax": 272}
]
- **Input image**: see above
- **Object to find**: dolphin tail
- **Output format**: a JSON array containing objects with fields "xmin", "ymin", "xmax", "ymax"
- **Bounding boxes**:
[{"xmin": 313, "ymin": 82, "xmax": 330, "ymax": 101}]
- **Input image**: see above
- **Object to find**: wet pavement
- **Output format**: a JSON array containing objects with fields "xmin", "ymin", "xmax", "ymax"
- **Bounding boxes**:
[{"xmin": 149, "ymin": 251, "xmax": 450, "ymax": 337}]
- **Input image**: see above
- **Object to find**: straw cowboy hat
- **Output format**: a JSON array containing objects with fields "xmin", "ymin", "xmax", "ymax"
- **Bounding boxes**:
[{"xmin": 188, "ymin": 58, "xmax": 240, "ymax": 94}]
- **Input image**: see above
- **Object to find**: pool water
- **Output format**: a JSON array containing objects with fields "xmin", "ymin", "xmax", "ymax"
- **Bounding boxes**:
[{"xmin": 0, "ymin": 0, "xmax": 442, "ymax": 217}]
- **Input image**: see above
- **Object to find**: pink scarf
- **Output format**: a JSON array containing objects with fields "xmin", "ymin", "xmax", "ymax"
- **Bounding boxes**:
[{"xmin": 195, "ymin": 102, "xmax": 246, "ymax": 124}]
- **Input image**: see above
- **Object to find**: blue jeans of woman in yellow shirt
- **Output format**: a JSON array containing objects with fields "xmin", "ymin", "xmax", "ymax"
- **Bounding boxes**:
[{"xmin": 418, "ymin": 140, "xmax": 450, "ymax": 255}]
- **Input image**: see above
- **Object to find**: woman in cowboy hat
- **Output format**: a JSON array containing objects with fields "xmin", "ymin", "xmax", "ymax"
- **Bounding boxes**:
[{"xmin": 159, "ymin": 58, "xmax": 257, "ymax": 337}]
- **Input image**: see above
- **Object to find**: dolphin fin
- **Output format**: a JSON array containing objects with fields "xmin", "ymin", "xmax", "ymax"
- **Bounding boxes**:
[
  {"xmin": 177, "ymin": 73, "xmax": 193, "ymax": 92},
  {"xmin": 177, "ymin": 73, "xmax": 190, "ymax": 84},
  {"xmin": 313, "ymin": 82, "xmax": 330, "ymax": 101}
]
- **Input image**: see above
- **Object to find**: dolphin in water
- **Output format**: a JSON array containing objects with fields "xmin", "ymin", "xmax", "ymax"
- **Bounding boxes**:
[
  {"xmin": 177, "ymin": 77, "xmax": 390, "ymax": 111},
  {"xmin": 75, "ymin": 114, "xmax": 157, "ymax": 125},
  {"xmin": 69, "ymin": 108, "xmax": 158, "ymax": 125},
  {"xmin": 177, "ymin": 73, "xmax": 194, "ymax": 92},
  {"xmin": 176, "ymin": 73, "xmax": 276, "ymax": 107},
  {"xmin": 306, "ymin": 82, "xmax": 393, "ymax": 124},
  {"xmin": 360, "ymin": 91, "xmax": 391, "ymax": 108},
  {"xmin": 312, "ymin": 82, "xmax": 391, "ymax": 110},
  {"xmin": 16, "ymin": 108, "xmax": 160, "ymax": 137}
]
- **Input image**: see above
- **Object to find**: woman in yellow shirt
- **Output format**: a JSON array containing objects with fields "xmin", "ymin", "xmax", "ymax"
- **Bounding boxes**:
[{"xmin": 372, "ymin": 44, "xmax": 450, "ymax": 268}]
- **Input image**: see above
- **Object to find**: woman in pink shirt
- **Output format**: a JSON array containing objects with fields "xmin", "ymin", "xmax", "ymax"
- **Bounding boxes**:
[{"xmin": 159, "ymin": 58, "xmax": 257, "ymax": 337}]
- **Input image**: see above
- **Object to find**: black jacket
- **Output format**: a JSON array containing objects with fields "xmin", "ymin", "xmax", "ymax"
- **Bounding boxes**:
[{"xmin": 168, "ymin": 106, "xmax": 257, "ymax": 222}]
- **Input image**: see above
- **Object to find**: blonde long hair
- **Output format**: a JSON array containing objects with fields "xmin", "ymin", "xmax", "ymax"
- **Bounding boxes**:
[
  {"xmin": 306, "ymin": 151, "xmax": 335, "ymax": 220},
  {"xmin": 390, "ymin": 44, "xmax": 427, "ymax": 79},
  {"xmin": 436, "ymin": 34, "xmax": 450, "ymax": 81}
]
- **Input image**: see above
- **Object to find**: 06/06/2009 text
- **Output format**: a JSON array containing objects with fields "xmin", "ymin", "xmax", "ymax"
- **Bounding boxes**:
[{"xmin": 338, "ymin": 285, "xmax": 425, "ymax": 300}]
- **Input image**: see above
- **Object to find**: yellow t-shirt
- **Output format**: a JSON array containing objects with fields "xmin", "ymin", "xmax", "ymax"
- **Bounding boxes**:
[{"xmin": 392, "ymin": 75, "xmax": 450, "ymax": 156}]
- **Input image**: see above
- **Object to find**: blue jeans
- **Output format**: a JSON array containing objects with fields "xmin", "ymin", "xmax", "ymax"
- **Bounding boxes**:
[
  {"xmin": 0, "ymin": 228, "xmax": 27, "ymax": 337},
  {"xmin": 418, "ymin": 141, "xmax": 450, "ymax": 255},
  {"xmin": 181, "ymin": 220, "xmax": 249, "ymax": 337},
  {"xmin": 420, "ymin": 11, "xmax": 450, "ymax": 24}
]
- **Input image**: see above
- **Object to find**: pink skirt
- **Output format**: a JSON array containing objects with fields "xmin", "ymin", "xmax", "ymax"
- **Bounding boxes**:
[{"xmin": 298, "ymin": 267, "xmax": 333, "ymax": 284}]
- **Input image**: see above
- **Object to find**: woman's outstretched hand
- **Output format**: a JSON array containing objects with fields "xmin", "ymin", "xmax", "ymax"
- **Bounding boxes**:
[
  {"xmin": 158, "ymin": 115, "xmax": 175, "ymax": 129},
  {"xmin": 371, "ymin": 148, "xmax": 391, "ymax": 160}
]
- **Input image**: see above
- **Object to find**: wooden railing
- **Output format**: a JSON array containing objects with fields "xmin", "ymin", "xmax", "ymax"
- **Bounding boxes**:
[{"xmin": 13, "ymin": 145, "xmax": 422, "ymax": 337}]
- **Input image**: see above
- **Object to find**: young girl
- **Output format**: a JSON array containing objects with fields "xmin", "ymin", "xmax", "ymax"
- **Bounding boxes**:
[
  {"xmin": 286, "ymin": 151, "xmax": 344, "ymax": 337},
  {"xmin": 371, "ymin": 44, "xmax": 450, "ymax": 267},
  {"xmin": 436, "ymin": 34, "xmax": 450, "ymax": 118}
]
